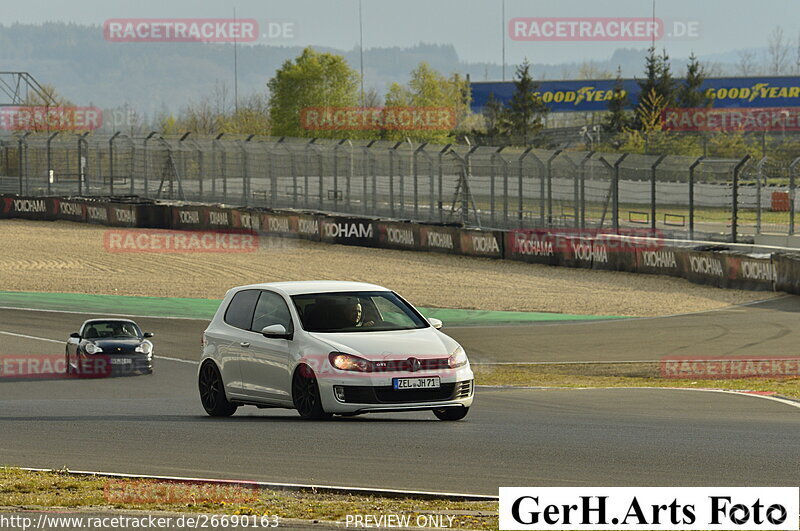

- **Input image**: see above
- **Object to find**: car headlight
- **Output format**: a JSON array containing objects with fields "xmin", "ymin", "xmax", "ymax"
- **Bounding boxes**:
[
  {"xmin": 328, "ymin": 352, "xmax": 372, "ymax": 372},
  {"xmin": 84, "ymin": 342, "xmax": 103, "ymax": 355},
  {"xmin": 135, "ymin": 341, "xmax": 153, "ymax": 355},
  {"xmin": 448, "ymin": 346, "xmax": 468, "ymax": 369}
]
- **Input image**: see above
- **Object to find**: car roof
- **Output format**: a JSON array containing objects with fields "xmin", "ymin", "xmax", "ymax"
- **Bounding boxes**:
[
  {"xmin": 232, "ymin": 280, "xmax": 390, "ymax": 296},
  {"xmin": 82, "ymin": 318, "xmax": 139, "ymax": 326}
]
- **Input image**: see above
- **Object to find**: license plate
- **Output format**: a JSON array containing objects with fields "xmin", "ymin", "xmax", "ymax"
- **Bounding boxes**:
[
  {"xmin": 110, "ymin": 358, "xmax": 131, "ymax": 365},
  {"xmin": 393, "ymin": 376, "xmax": 440, "ymax": 390}
]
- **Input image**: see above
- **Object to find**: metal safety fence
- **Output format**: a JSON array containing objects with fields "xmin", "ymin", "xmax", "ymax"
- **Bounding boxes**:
[{"xmin": 1, "ymin": 132, "xmax": 799, "ymax": 242}]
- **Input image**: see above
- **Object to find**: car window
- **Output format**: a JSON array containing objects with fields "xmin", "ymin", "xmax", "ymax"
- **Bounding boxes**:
[
  {"xmin": 223, "ymin": 289, "xmax": 260, "ymax": 330},
  {"xmin": 251, "ymin": 291, "xmax": 293, "ymax": 333},
  {"xmin": 292, "ymin": 291, "xmax": 427, "ymax": 332},
  {"xmin": 82, "ymin": 320, "xmax": 141, "ymax": 338}
]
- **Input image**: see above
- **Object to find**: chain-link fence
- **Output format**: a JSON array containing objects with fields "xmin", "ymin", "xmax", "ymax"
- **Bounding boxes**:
[{"xmin": 1, "ymin": 132, "xmax": 798, "ymax": 242}]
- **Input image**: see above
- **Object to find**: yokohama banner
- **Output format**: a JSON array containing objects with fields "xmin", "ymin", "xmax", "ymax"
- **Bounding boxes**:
[
  {"xmin": 319, "ymin": 216, "xmax": 377, "ymax": 247},
  {"xmin": 377, "ymin": 221, "xmax": 419, "ymax": 251},
  {"xmin": 1, "ymin": 195, "xmax": 57, "ymax": 220},
  {"xmin": 171, "ymin": 205, "xmax": 210, "ymax": 230},
  {"xmin": 418, "ymin": 225, "xmax": 461, "ymax": 254},
  {"xmin": 773, "ymin": 252, "xmax": 800, "ymax": 295},
  {"xmin": 505, "ymin": 230, "xmax": 566, "ymax": 266},
  {"xmin": 459, "ymin": 229, "xmax": 504, "ymax": 258}
]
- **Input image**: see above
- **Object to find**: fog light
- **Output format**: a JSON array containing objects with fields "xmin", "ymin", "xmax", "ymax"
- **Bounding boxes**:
[{"xmin": 334, "ymin": 386, "xmax": 345, "ymax": 402}]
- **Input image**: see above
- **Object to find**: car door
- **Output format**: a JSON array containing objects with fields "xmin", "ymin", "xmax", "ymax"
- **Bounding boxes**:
[
  {"xmin": 212, "ymin": 289, "xmax": 260, "ymax": 397},
  {"xmin": 240, "ymin": 290, "xmax": 295, "ymax": 403}
]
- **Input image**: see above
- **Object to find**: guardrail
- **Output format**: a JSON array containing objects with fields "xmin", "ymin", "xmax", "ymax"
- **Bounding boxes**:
[{"xmin": 2, "ymin": 192, "xmax": 796, "ymax": 296}]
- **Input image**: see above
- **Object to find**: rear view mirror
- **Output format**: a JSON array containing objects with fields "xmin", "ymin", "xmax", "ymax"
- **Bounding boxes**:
[
  {"xmin": 69, "ymin": 332, "xmax": 80, "ymax": 339},
  {"xmin": 143, "ymin": 332, "xmax": 154, "ymax": 338},
  {"xmin": 261, "ymin": 324, "xmax": 292, "ymax": 340},
  {"xmin": 428, "ymin": 318, "xmax": 443, "ymax": 329}
]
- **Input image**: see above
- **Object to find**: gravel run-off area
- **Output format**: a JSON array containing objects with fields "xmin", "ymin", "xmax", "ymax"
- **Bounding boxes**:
[{"xmin": 0, "ymin": 219, "xmax": 774, "ymax": 317}]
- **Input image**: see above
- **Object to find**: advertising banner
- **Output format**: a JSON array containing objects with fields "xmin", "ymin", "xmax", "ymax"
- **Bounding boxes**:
[
  {"xmin": 471, "ymin": 76, "xmax": 800, "ymax": 113},
  {"xmin": 458, "ymin": 229, "xmax": 504, "ymax": 258},
  {"xmin": 171, "ymin": 205, "xmax": 210, "ymax": 230},
  {"xmin": 773, "ymin": 252, "xmax": 800, "ymax": 295},
  {"xmin": 418, "ymin": 225, "xmax": 461, "ymax": 254},
  {"xmin": 1, "ymin": 195, "xmax": 57, "ymax": 221},
  {"xmin": 377, "ymin": 221, "xmax": 420, "ymax": 251},
  {"xmin": 319, "ymin": 216, "xmax": 378, "ymax": 247}
]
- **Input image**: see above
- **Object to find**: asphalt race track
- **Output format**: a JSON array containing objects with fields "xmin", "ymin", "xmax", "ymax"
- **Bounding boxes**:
[{"xmin": 0, "ymin": 299, "xmax": 798, "ymax": 495}]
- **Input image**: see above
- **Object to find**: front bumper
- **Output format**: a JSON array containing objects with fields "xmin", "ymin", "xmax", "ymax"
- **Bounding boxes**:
[
  {"xmin": 317, "ymin": 366, "xmax": 474, "ymax": 414},
  {"xmin": 77, "ymin": 353, "xmax": 153, "ymax": 377}
]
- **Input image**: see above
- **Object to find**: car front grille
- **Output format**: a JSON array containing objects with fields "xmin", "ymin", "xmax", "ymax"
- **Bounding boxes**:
[{"xmin": 339, "ymin": 380, "xmax": 473, "ymax": 404}]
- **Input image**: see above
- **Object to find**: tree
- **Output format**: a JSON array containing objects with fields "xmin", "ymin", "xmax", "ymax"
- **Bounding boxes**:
[
  {"xmin": 603, "ymin": 67, "xmax": 632, "ymax": 134},
  {"xmin": 267, "ymin": 47, "xmax": 360, "ymax": 138},
  {"xmin": 505, "ymin": 59, "xmax": 548, "ymax": 143},
  {"xmin": 677, "ymin": 53, "xmax": 710, "ymax": 108},
  {"xmin": 736, "ymin": 50, "xmax": 759, "ymax": 76},
  {"xmin": 482, "ymin": 92, "xmax": 505, "ymax": 139},
  {"xmin": 634, "ymin": 47, "xmax": 676, "ymax": 129},
  {"xmin": 768, "ymin": 26, "xmax": 789, "ymax": 75},
  {"xmin": 383, "ymin": 62, "xmax": 470, "ymax": 143}
]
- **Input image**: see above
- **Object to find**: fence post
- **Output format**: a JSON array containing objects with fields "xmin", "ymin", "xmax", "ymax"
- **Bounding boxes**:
[
  {"xmin": 612, "ymin": 153, "xmax": 629, "ymax": 233},
  {"xmin": 18, "ymin": 132, "xmax": 30, "ymax": 195},
  {"xmin": 437, "ymin": 144, "xmax": 451, "ymax": 223},
  {"xmin": 46, "ymin": 132, "xmax": 58, "ymax": 195},
  {"xmin": 546, "ymin": 150, "xmax": 562, "ymax": 227},
  {"xmin": 194, "ymin": 139, "xmax": 204, "ymax": 202},
  {"xmin": 213, "ymin": 133, "xmax": 225, "ymax": 202},
  {"xmin": 413, "ymin": 142, "xmax": 428, "ymax": 220},
  {"xmin": 489, "ymin": 146, "xmax": 504, "ymax": 227},
  {"xmin": 578, "ymin": 151, "xmax": 595, "ymax": 230},
  {"xmin": 76, "ymin": 133, "xmax": 83, "ymax": 196},
  {"xmin": 363, "ymin": 140, "xmax": 377, "ymax": 215},
  {"xmin": 688, "ymin": 156, "xmax": 704, "ymax": 240},
  {"xmin": 109, "ymin": 132, "xmax": 120, "ymax": 196},
  {"xmin": 388, "ymin": 141, "xmax": 402, "ymax": 218},
  {"xmin": 651, "ymin": 155, "xmax": 667, "ymax": 234},
  {"xmin": 346, "ymin": 139, "xmax": 353, "ymax": 212},
  {"xmin": 790, "ymin": 157, "xmax": 800, "ymax": 236},
  {"xmin": 732, "ymin": 155, "xmax": 752, "ymax": 243},
  {"xmin": 142, "ymin": 132, "xmax": 158, "ymax": 198},
  {"xmin": 755, "ymin": 157, "xmax": 768, "ymax": 235}
]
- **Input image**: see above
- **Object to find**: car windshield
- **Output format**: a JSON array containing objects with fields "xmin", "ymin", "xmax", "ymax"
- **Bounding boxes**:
[
  {"xmin": 292, "ymin": 291, "xmax": 428, "ymax": 333},
  {"xmin": 83, "ymin": 321, "xmax": 142, "ymax": 339}
]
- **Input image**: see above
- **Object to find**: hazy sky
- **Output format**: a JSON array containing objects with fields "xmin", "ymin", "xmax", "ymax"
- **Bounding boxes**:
[{"xmin": 7, "ymin": 0, "xmax": 800, "ymax": 64}]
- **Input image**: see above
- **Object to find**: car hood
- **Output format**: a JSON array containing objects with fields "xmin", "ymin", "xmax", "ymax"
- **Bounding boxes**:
[
  {"xmin": 85, "ymin": 338, "xmax": 143, "ymax": 352},
  {"xmin": 307, "ymin": 327, "xmax": 458, "ymax": 360}
]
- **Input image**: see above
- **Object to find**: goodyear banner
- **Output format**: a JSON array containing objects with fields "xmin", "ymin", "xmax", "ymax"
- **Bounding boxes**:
[{"xmin": 471, "ymin": 76, "xmax": 800, "ymax": 113}]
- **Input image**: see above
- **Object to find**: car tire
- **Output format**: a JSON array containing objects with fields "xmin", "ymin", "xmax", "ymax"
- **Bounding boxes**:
[
  {"xmin": 433, "ymin": 407, "xmax": 469, "ymax": 421},
  {"xmin": 198, "ymin": 361, "xmax": 238, "ymax": 417},
  {"xmin": 292, "ymin": 365, "xmax": 331, "ymax": 420}
]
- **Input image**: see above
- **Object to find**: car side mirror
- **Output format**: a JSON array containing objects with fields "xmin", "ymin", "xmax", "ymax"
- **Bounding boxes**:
[
  {"xmin": 261, "ymin": 324, "xmax": 292, "ymax": 340},
  {"xmin": 70, "ymin": 332, "xmax": 81, "ymax": 339},
  {"xmin": 428, "ymin": 318, "xmax": 443, "ymax": 329},
  {"xmin": 143, "ymin": 332, "xmax": 154, "ymax": 338}
]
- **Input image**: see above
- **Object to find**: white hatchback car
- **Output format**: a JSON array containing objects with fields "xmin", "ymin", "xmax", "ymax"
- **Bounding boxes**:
[{"xmin": 199, "ymin": 281, "xmax": 474, "ymax": 420}]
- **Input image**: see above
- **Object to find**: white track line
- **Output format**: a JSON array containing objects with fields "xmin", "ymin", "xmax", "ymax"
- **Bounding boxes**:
[
  {"xmin": 18, "ymin": 467, "xmax": 497, "ymax": 501},
  {"xmin": 0, "ymin": 329, "xmax": 198, "ymax": 365},
  {"xmin": 0, "ymin": 330, "xmax": 62, "ymax": 344},
  {"xmin": 4, "ymin": 329, "xmax": 798, "ymax": 410}
]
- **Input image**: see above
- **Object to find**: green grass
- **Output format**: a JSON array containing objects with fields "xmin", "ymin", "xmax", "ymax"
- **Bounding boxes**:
[{"xmin": 0, "ymin": 468, "xmax": 498, "ymax": 529}]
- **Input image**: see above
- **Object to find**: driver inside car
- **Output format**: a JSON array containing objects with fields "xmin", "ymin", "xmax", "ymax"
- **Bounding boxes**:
[{"xmin": 343, "ymin": 298, "xmax": 375, "ymax": 328}]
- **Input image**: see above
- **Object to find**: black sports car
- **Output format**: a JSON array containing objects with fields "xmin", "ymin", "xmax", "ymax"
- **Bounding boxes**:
[{"xmin": 66, "ymin": 318, "xmax": 154, "ymax": 377}]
